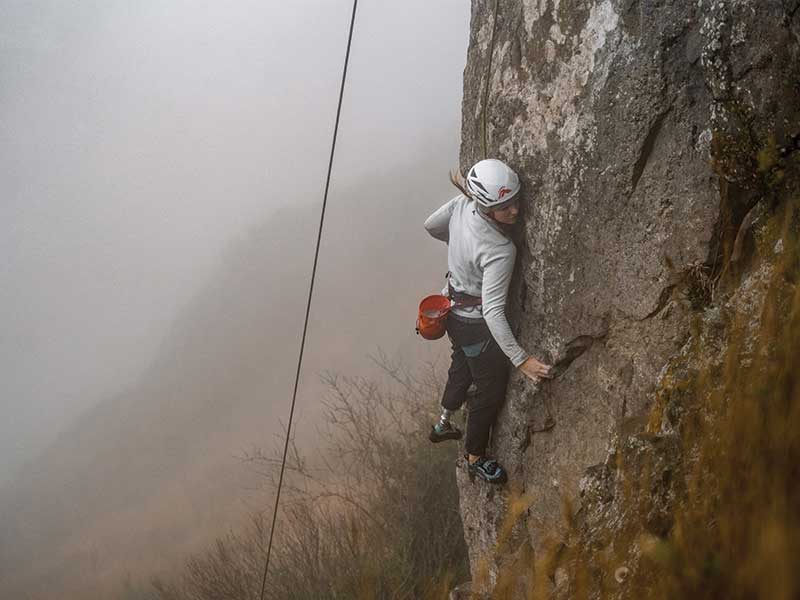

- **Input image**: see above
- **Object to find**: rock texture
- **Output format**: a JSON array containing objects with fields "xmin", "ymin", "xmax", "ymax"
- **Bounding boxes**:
[
  {"xmin": 456, "ymin": 0, "xmax": 800, "ymax": 591},
  {"xmin": 552, "ymin": 193, "xmax": 800, "ymax": 598}
]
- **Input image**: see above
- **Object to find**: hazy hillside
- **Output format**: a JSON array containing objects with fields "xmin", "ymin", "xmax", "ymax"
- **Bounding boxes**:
[{"xmin": 0, "ymin": 145, "xmax": 458, "ymax": 598}]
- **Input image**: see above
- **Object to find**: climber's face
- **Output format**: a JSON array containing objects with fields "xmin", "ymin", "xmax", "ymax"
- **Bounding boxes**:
[{"xmin": 490, "ymin": 197, "xmax": 520, "ymax": 225}]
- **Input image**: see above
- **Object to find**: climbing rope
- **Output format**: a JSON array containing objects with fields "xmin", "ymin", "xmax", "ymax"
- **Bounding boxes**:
[
  {"xmin": 481, "ymin": 0, "xmax": 500, "ymax": 159},
  {"xmin": 257, "ymin": 2, "xmax": 358, "ymax": 599}
]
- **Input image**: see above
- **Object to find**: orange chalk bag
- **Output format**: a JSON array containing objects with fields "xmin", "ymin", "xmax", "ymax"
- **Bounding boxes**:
[{"xmin": 415, "ymin": 294, "xmax": 452, "ymax": 340}]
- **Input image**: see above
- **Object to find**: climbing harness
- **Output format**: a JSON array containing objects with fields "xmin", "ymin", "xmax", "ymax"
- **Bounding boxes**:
[
  {"xmin": 257, "ymin": 2, "xmax": 358, "ymax": 599},
  {"xmin": 448, "ymin": 282, "xmax": 483, "ymax": 309}
]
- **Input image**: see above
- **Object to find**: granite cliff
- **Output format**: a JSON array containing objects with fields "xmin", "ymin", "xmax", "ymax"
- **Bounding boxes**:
[{"xmin": 453, "ymin": 0, "xmax": 800, "ymax": 595}]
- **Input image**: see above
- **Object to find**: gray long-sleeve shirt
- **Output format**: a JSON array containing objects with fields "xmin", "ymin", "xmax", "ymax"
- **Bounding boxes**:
[{"xmin": 424, "ymin": 194, "xmax": 529, "ymax": 367}]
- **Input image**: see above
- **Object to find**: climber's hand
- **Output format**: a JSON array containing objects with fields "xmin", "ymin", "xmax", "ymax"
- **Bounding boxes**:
[{"xmin": 519, "ymin": 356, "xmax": 554, "ymax": 381}]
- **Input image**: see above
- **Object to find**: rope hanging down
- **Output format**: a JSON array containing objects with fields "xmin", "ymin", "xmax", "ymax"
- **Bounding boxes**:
[
  {"xmin": 481, "ymin": 0, "xmax": 500, "ymax": 159},
  {"xmin": 257, "ymin": 2, "xmax": 358, "ymax": 599}
]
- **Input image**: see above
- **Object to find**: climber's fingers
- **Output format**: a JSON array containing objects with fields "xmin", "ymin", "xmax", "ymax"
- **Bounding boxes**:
[{"xmin": 519, "ymin": 357, "xmax": 554, "ymax": 381}]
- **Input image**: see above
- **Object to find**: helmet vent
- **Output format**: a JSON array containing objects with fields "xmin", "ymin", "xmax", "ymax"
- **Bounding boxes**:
[{"xmin": 471, "ymin": 179, "xmax": 488, "ymax": 193}]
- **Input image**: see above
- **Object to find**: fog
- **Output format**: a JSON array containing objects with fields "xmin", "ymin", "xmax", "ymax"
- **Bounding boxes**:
[
  {"xmin": 1, "ymin": 1, "xmax": 469, "ymax": 596},
  {"xmin": 2, "ymin": 1, "xmax": 468, "ymax": 483}
]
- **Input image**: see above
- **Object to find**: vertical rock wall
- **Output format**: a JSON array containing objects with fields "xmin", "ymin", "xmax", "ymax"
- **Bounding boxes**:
[{"xmin": 456, "ymin": 0, "xmax": 800, "ymax": 589}]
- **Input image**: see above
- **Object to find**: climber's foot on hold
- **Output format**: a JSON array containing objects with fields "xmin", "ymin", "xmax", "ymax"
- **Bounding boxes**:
[
  {"xmin": 429, "ymin": 421, "xmax": 463, "ymax": 443},
  {"xmin": 467, "ymin": 455, "xmax": 507, "ymax": 484}
]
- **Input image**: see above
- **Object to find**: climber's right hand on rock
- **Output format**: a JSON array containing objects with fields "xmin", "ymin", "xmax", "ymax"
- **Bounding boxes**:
[{"xmin": 519, "ymin": 356, "xmax": 553, "ymax": 381}]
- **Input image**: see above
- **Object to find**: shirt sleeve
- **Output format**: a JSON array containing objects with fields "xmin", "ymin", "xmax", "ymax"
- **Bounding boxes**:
[
  {"xmin": 423, "ymin": 197, "xmax": 458, "ymax": 243},
  {"xmin": 481, "ymin": 244, "xmax": 529, "ymax": 367}
]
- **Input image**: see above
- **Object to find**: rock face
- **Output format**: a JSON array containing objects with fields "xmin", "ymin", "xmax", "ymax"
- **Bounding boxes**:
[{"xmin": 456, "ymin": 0, "xmax": 800, "ymax": 590}]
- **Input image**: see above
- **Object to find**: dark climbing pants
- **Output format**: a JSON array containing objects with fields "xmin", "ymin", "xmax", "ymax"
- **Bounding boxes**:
[{"xmin": 440, "ymin": 313, "xmax": 511, "ymax": 457}]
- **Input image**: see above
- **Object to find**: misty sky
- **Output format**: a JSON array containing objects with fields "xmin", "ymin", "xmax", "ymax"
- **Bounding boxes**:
[{"xmin": 1, "ymin": 1, "xmax": 470, "ymax": 486}]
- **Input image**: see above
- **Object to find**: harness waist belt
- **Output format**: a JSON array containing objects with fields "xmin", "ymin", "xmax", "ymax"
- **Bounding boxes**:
[{"xmin": 448, "ymin": 282, "xmax": 482, "ymax": 308}]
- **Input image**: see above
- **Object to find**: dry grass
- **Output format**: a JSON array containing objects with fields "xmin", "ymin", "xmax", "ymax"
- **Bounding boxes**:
[{"xmin": 136, "ymin": 357, "xmax": 468, "ymax": 600}]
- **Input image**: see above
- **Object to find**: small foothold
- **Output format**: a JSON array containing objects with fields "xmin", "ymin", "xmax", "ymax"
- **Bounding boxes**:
[{"xmin": 614, "ymin": 566, "xmax": 629, "ymax": 583}]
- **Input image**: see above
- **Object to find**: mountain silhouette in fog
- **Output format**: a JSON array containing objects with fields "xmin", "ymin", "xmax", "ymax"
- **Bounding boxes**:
[
  {"xmin": 0, "ymin": 201, "xmax": 310, "ymax": 596},
  {"xmin": 0, "ymin": 149, "xmax": 454, "ymax": 598}
]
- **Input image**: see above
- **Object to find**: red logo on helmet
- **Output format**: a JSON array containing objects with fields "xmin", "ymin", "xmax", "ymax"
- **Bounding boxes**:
[{"xmin": 498, "ymin": 186, "xmax": 512, "ymax": 199}]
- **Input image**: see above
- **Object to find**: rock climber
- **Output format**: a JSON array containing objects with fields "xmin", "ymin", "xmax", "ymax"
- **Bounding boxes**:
[{"xmin": 424, "ymin": 158, "xmax": 553, "ymax": 484}]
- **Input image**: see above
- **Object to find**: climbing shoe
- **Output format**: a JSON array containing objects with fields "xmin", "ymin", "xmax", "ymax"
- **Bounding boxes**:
[
  {"xmin": 467, "ymin": 455, "xmax": 507, "ymax": 484},
  {"xmin": 429, "ymin": 421, "xmax": 463, "ymax": 443}
]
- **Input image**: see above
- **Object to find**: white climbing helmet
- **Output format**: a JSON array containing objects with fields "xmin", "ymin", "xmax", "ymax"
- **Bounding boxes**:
[{"xmin": 465, "ymin": 158, "xmax": 521, "ymax": 209}]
